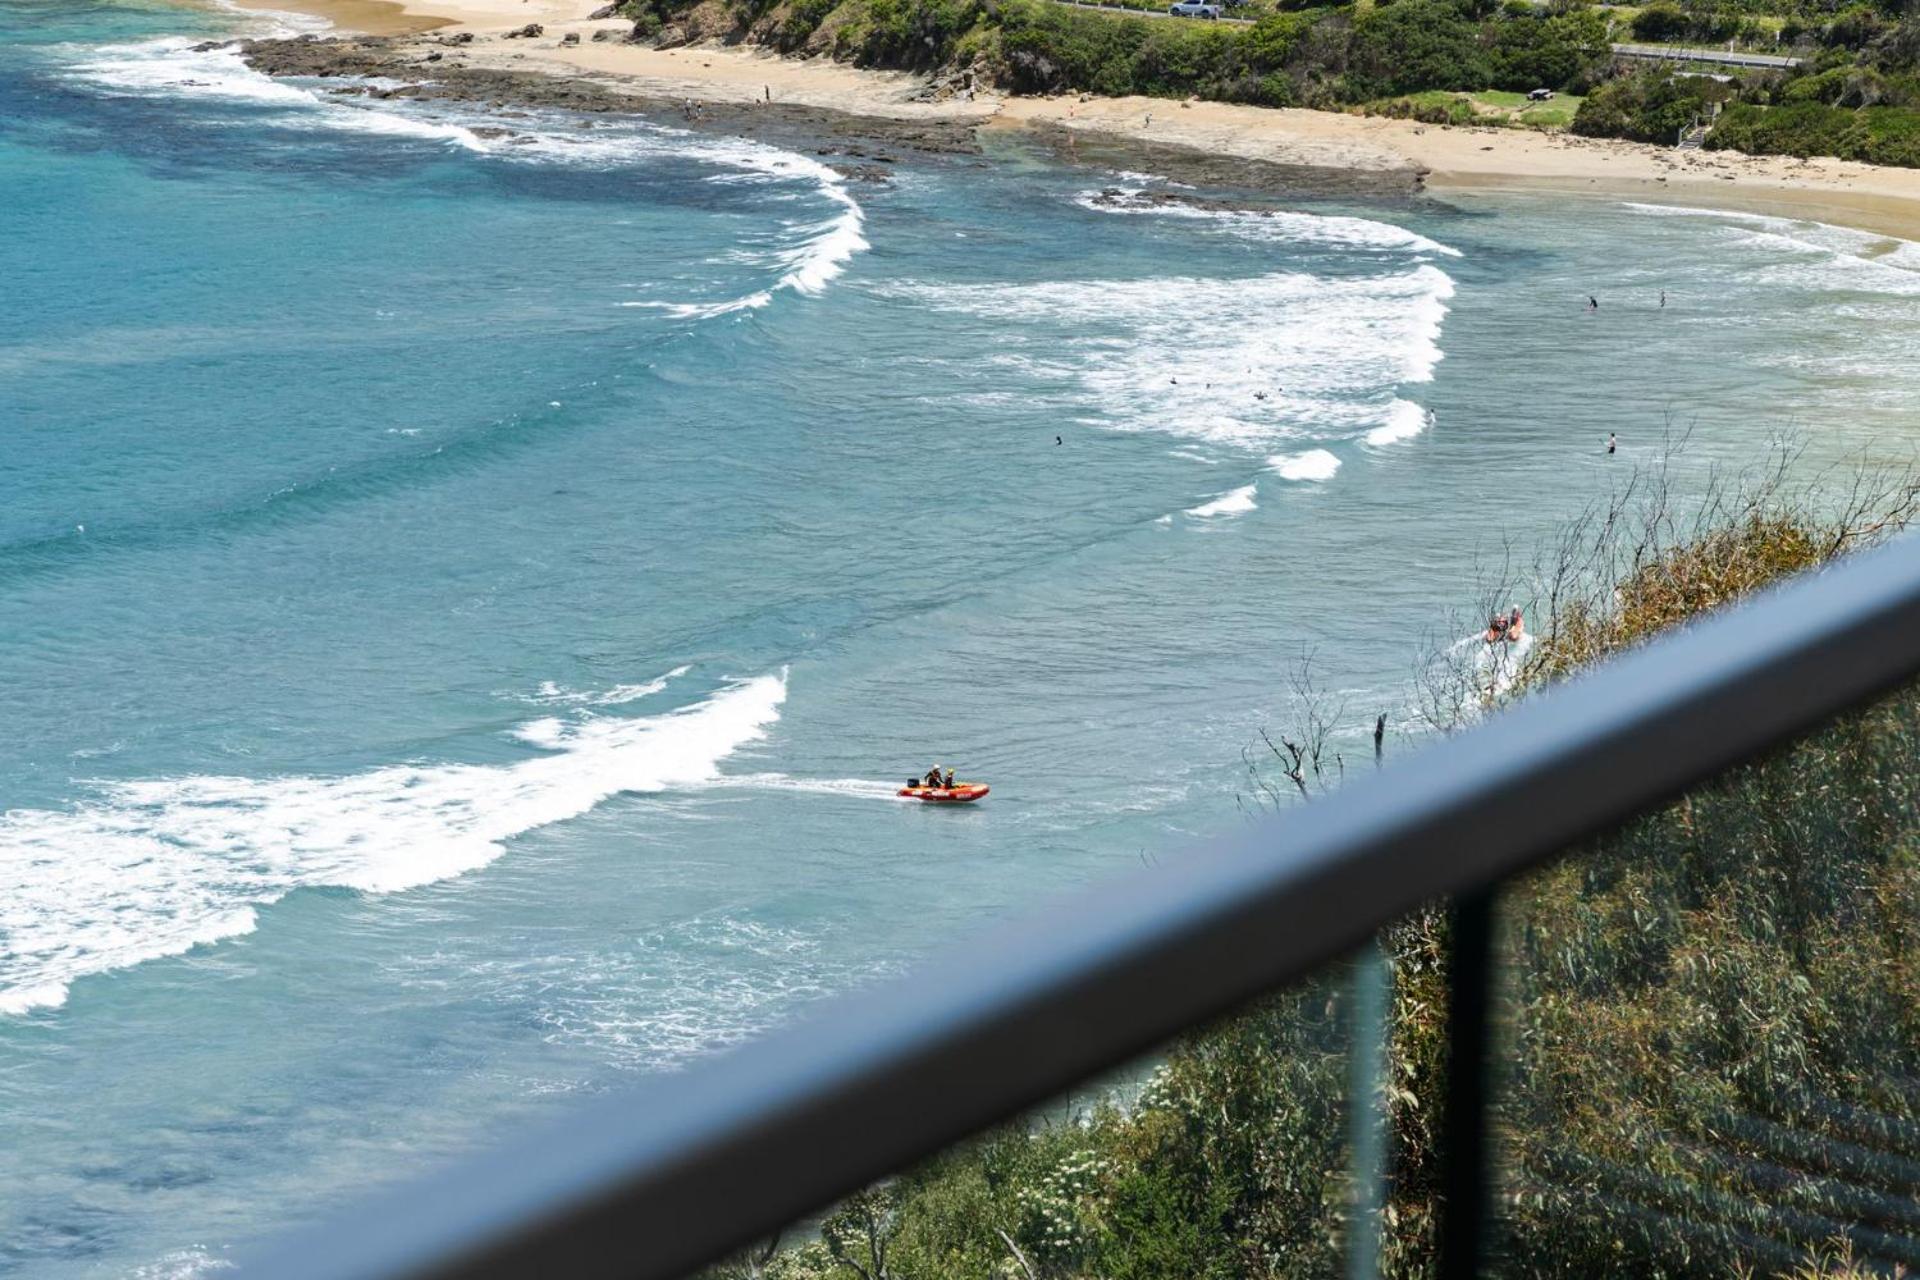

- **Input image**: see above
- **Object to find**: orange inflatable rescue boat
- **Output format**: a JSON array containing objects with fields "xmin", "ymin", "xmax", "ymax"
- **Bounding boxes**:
[{"xmin": 899, "ymin": 782, "xmax": 990, "ymax": 804}]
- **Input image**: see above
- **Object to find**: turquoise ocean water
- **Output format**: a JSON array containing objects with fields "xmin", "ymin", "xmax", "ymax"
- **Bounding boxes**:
[{"xmin": 5, "ymin": 2, "xmax": 1920, "ymax": 1271}]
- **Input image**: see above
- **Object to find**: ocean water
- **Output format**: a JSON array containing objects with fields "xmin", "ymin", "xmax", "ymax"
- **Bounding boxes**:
[{"xmin": 6, "ymin": 1, "xmax": 1920, "ymax": 1272}]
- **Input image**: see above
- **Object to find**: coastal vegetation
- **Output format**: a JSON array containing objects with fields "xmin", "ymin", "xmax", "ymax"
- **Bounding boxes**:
[
  {"xmin": 635, "ymin": 0, "xmax": 1615, "ymax": 110},
  {"xmin": 625, "ymin": 0, "xmax": 1920, "ymax": 165},
  {"xmin": 708, "ymin": 453, "xmax": 1920, "ymax": 1279}
]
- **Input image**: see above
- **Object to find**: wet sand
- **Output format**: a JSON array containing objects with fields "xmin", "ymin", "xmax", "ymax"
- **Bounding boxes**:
[{"xmin": 236, "ymin": 0, "xmax": 1920, "ymax": 236}]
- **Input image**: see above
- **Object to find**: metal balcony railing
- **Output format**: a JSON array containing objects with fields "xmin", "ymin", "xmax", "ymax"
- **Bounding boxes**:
[{"xmin": 232, "ymin": 533, "xmax": 1920, "ymax": 1280}]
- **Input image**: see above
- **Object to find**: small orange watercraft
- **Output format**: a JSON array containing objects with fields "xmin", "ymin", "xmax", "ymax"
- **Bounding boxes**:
[
  {"xmin": 1484, "ymin": 608, "xmax": 1525, "ymax": 645},
  {"xmin": 899, "ymin": 783, "xmax": 990, "ymax": 804}
]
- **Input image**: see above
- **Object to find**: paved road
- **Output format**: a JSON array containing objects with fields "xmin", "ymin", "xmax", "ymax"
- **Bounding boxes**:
[{"xmin": 1610, "ymin": 41, "xmax": 1802, "ymax": 69}]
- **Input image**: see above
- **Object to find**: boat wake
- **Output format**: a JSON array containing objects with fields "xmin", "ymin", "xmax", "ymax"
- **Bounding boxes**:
[
  {"xmin": 693, "ymin": 773, "xmax": 913, "ymax": 802},
  {"xmin": 1451, "ymin": 629, "xmax": 1536, "ymax": 696},
  {"xmin": 0, "ymin": 672, "xmax": 787, "ymax": 1015}
]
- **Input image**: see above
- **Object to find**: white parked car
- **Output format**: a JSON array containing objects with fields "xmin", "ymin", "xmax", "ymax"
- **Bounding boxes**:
[
  {"xmin": 1168, "ymin": 2, "xmax": 1222, "ymax": 17},
  {"xmin": 1527, "ymin": 87, "xmax": 1555, "ymax": 100}
]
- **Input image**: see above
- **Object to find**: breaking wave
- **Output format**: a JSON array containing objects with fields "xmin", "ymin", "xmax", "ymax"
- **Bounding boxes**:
[
  {"xmin": 0, "ymin": 673, "xmax": 787, "ymax": 1015},
  {"xmin": 1184, "ymin": 483, "xmax": 1258, "ymax": 518},
  {"xmin": 879, "ymin": 262, "xmax": 1453, "ymax": 455},
  {"xmin": 1364, "ymin": 399, "xmax": 1431, "ymax": 447},
  {"xmin": 57, "ymin": 37, "xmax": 867, "ymax": 317},
  {"xmin": 1622, "ymin": 201, "xmax": 1920, "ymax": 294},
  {"xmin": 1268, "ymin": 448, "xmax": 1341, "ymax": 481}
]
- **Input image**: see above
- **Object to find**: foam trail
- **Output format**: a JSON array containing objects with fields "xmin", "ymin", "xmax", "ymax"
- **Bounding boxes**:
[
  {"xmin": 0, "ymin": 673, "xmax": 786, "ymax": 1015},
  {"xmin": 1269, "ymin": 449, "xmax": 1341, "ymax": 482},
  {"xmin": 525, "ymin": 665, "xmax": 691, "ymax": 707},
  {"xmin": 1364, "ymin": 399, "xmax": 1431, "ymax": 447},
  {"xmin": 1184, "ymin": 483, "xmax": 1257, "ymax": 518},
  {"xmin": 1452, "ymin": 630, "xmax": 1536, "ymax": 697},
  {"xmin": 697, "ymin": 773, "xmax": 909, "ymax": 801}
]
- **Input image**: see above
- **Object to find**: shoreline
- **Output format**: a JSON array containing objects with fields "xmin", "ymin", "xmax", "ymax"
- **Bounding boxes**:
[{"xmin": 233, "ymin": 0, "xmax": 1920, "ymax": 237}]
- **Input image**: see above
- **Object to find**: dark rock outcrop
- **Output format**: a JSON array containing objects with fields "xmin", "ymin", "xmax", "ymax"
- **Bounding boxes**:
[
  {"xmin": 503, "ymin": 22, "xmax": 543, "ymax": 37},
  {"xmin": 236, "ymin": 34, "xmax": 986, "ymax": 160}
]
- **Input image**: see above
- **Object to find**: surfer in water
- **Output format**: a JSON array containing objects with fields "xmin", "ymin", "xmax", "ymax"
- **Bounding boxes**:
[{"xmin": 1608, "ymin": 432, "xmax": 1618, "ymax": 455}]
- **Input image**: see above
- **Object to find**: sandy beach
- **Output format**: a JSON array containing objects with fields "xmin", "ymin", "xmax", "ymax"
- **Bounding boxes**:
[{"xmin": 242, "ymin": 0, "xmax": 1920, "ymax": 237}]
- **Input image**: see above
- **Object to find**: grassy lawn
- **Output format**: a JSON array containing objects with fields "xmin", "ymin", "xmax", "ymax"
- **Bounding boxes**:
[{"xmin": 1371, "ymin": 88, "xmax": 1583, "ymax": 128}]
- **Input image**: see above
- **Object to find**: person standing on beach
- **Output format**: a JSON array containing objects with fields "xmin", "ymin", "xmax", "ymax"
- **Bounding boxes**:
[{"xmin": 1608, "ymin": 432, "xmax": 1618, "ymax": 455}]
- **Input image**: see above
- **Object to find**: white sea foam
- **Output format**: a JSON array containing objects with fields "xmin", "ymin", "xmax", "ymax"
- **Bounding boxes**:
[
  {"xmin": 1269, "ymin": 448, "xmax": 1341, "ymax": 481},
  {"xmin": 65, "ymin": 37, "xmax": 485, "ymax": 145},
  {"xmin": 128, "ymin": 1247, "xmax": 233, "ymax": 1280},
  {"xmin": 524, "ymin": 665, "xmax": 691, "ymax": 707},
  {"xmin": 1363, "ymin": 398, "xmax": 1431, "ymax": 447},
  {"xmin": 879, "ymin": 263, "xmax": 1454, "ymax": 452},
  {"xmin": 493, "ymin": 126, "xmax": 868, "ymax": 313},
  {"xmin": 1184, "ymin": 483, "xmax": 1258, "ymax": 518},
  {"xmin": 1622, "ymin": 201, "xmax": 1920, "ymax": 293},
  {"xmin": 59, "ymin": 40, "xmax": 867, "ymax": 314},
  {"xmin": 0, "ymin": 673, "xmax": 786, "ymax": 1015},
  {"xmin": 620, "ymin": 178, "xmax": 865, "ymax": 317},
  {"xmin": 1451, "ymin": 628, "xmax": 1536, "ymax": 697},
  {"xmin": 64, "ymin": 36, "xmax": 318, "ymax": 105},
  {"xmin": 696, "ymin": 773, "xmax": 910, "ymax": 801},
  {"xmin": 1620, "ymin": 201, "xmax": 1785, "ymax": 225},
  {"xmin": 1078, "ymin": 188, "xmax": 1462, "ymax": 257},
  {"xmin": 516, "ymin": 911, "xmax": 897, "ymax": 1070}
]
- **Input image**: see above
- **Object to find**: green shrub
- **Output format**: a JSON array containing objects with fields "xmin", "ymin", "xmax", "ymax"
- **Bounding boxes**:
[
  {"xmin": 1709, "ymin": 97, "xmax": 1920, "ymax": 163},
  {"xmin": 765, "ymin": 0, "xmax": 840, "ymax": 47},
  {"xmin": 1488, "ymin": 9, "xmax": 1610, "ymax": 91},
  {"xmin": 1630, "ymin": 1, "xmax": 1689, "ymax": 39},
  {"xmin": 1344, "ymin": 0, "xmax": 1491, "ymax": 98},
  {"xmin": 1572, "ymin": 67, "xmax": 1726, "ymax": 140},
  {"xmin": 995, "ymin": 0, "xmax": 1150, "ymax": 93},
  {"xmin": 839, "ymin": 0, "xmax": 990, "ymax": 67},
  {"xmin": 1823, "ymin": 2, "xmax": 1888, "ymax": 48}
]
